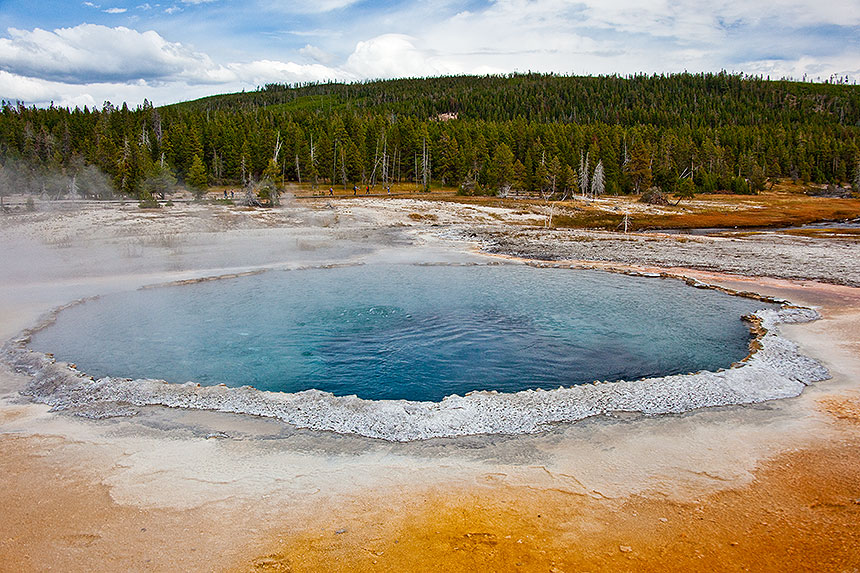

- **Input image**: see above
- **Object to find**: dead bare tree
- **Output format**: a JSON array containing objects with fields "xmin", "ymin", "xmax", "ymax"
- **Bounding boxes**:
[
  {"xmin": 421, "ymin": 138, "xmax": 430, "ymax": 192},
  {"xmin": 381, "ymin": 137, "xmax": 389, "ymax": 188},
  {"xmin": 272, "ymin": 131, "xmax": 282, "ymax": 164},
  {"xmin": 368, "ymin": 137, "xmax": 382, "ymax": 188},
  {"xmin": 537, "ymin": 152, "xmax": 557, "ymax": 227},
  {"xmin": 579, "ymin": 151, "xmax": 590, "ymax": 199},
  {"xmin": 591, "ymin": 160, "xmax": 605, "ymax": 198}
]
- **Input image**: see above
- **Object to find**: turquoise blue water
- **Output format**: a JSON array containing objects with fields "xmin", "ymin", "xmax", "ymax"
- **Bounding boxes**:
[{"xmin": 29, "ymin": 264, "xmax": 770, "ymax": 401}]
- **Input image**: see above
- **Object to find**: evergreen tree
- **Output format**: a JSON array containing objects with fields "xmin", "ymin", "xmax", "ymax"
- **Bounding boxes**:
[
  {"xmin": 749, "ymin": 163, "xmax": 767, "ymax": 193},
  {"xmin": 141, "ymin": 160, "xmax": 176, "ymax": 200},
  {"xmin": 627, "ymin": 140, "xmax": 652, "ymax": 192},
  {"xmin": 547, "ymin": 156, "xmax": 562, "ymax": 195},
  {"xmin": 730, "ymin": 175, "xmax": 751, "ymax": 195},
  {"xmin": 262, "ymin": 157, "xmax": 281, "ymax": 187},
  {"xmin": 561, "ymin": 164, "xmax": 577, "ymax": 198},
  {"xmin": 512, "ymin": 159, "xmax": 526, "ymax": 193},
  {"xmin": 488, "ymin": 143, "xmax": 515, "ymax": 196},
  {"xmin": 675, "ymin": 177, "xmax": 696, "ymax": 204},
  {"xmin": 853, "ymin": 159, "xmax": 860, "ymax": 192},
  {"xmin": 186, "ymin": 154, "xmax": 208, "ymax": 198},
  {"xmin": 535, "ymin": 158, "xmax": 549, "ymax": 196},
  {"xmin": 114, "ymin": 137, "xmax": 142, "ymax": 196},
  {"xmin": 439, "ymin": 133, "xmax": 463, "ymax": 186}
]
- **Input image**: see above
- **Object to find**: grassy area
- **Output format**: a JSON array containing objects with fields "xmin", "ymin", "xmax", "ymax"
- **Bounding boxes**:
[
  {"xmin": 618, "ymin": 195, "xmax": 860, "ymax": 231},
  {"xmin": 432, "ymin": 185, "xmax": 860, "ymax": 232},
  {"xmin": 779, "ymin": 228, "xmax": 860, "ymax": 240},
  {"xmin": 289, "ymin": 181, "xmax": 460, "ymax": 198},
  {"xmin": 201, "ymin": 179, "xmax": 859, "ymax": 232},
  {"xmin": 203, "ymin": 181, "xmax": 461, "ymax": 199}
]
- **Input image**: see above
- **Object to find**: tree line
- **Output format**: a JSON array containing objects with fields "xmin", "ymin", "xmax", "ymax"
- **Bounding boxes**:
[{"xmin": 1, "ymin": 72, "xmax": 859, "ymax": 204}]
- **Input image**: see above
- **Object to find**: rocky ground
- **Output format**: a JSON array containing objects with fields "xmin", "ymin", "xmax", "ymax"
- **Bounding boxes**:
[{"xmin": 470, "ymin": 226, "xmax": 860, "ymax": 287}]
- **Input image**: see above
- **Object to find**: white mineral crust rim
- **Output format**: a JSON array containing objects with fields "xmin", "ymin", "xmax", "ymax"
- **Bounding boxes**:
[{"xmin": 2, "ymin": 306, "xmax": 830, "ymax": 442}]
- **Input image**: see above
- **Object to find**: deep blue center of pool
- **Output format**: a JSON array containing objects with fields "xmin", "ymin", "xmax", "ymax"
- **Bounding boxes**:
[{"xmin": 29, "ymin": 264, "xmax": 769, "ymax": 401}]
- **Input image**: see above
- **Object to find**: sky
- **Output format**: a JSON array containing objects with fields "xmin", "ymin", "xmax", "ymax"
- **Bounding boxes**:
[{"xmin": 0, "ymin": 0, "xmax": 858, "ymax": 108}]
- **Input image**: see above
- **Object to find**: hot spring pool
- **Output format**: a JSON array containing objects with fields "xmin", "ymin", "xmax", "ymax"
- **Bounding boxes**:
[{"xmin": 29, "ymin": 264, "xmax": 771, "ymax": 402}]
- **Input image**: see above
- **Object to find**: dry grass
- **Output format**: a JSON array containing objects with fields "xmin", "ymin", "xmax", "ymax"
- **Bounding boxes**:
[
  {"xmin": 219, "ymin": 180, "xmax": 858, "ymax": 231},
  {"xmin": 624, "ymin": 194, "xmax": 860, "ymax": 231},
  {"xmin": 408, "ymin": 212, "xmax": 438, "ymax": 221},
  {"xmin": 781, "ymin": 228, "xmax": 860, "ymax": 240},
  {"xmin": 432, "ymin": 189, "xmax": 860, "ymax": 231}
]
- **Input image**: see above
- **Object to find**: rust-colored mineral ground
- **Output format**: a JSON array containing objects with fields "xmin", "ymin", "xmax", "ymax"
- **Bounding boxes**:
[
  {"xmin": 0, "ymin": 433, "xmax": 267, "ymax": 572},
  {"xmin": 236, "ymin": 405, "xmax": 860, "ymax": 573},
  {"xmin": 3, "ymin": 412, "xmax": 858, "ymax": 573}
]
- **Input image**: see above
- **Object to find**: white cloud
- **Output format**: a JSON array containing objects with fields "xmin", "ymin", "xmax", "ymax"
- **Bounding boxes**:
[
  {"xmin": 405, "ymin": 3, "xmax": 612, "ymax": 76},
  {"xmin": 299, "ymin": 44, "xmax": 335, "ymax": 65},
  {"xmin": 705, "ymin": 0, "xmax": 860, "ymax": 28},
  {"xmin": 0, "ymin": 69, "xmax": 155, "ymax": 108},
  {"xmin": 359, "ymin": 0, "xmax": 860, "ymax": 79},
  {"xmin": 0, "ymin": 24, "xmax": 348, "ymax": 107},
  {"xmin": 738, "ymin": 54, "xmax": 860, "ymax": 82},
  {"xmin": 493, "ymin": 0, "xmax": 860, "ymax": 42},
  {"xmin": 2, "ymin": 0, "xmax": 857, "ymax": 110},
  {"xmin": 102, "ymin": 7, "xmax": 128, "ymax": 14},
  {"xmin": 261, "ymin": 0, "xmax": 361, "ymax": 14},
  {"xmin": 228, "ymin": 59, "xmax": 347, "ymax": 85},
  {"xmin": 0, "ymin": 70, "xmax": 69, "ymax": 104},
  {"xmin": 0, "ymin": 24, "xmax": 226, "ymax": 84},
  {"xmin": 345, "ymin": 34, "xmax": 461, "ymax": 79},
  {"xmin": 287, "ymin": 29, "xmax": 342, "ymax": 38}
]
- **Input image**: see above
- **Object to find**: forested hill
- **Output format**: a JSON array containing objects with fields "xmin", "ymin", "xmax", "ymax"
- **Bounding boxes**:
[
  {"xmin": 173, "ymin": 73, "xmax": 860, "ymax": 130},
  {"xmin": 1, "ymin": 73, "xmax": 859, "ymax": 201}
]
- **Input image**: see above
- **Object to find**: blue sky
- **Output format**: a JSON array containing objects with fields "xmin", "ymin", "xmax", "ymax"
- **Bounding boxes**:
[{"xmin": 1, "ymin": 0, "xmax": 858, "ymax": 108}]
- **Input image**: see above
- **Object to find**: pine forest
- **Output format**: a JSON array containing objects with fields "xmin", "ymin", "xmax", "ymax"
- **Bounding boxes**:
[{"xmin": 1, "ymin": 72, "xmax": 859, "ymax": 202}]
